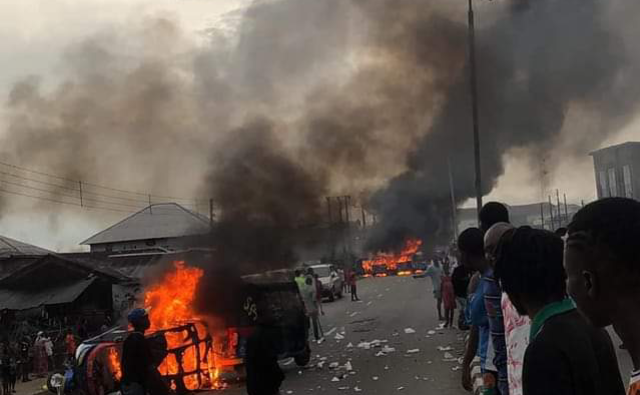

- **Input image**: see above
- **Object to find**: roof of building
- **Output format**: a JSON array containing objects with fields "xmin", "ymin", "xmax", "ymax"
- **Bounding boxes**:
[
  {"xmin": 590, "ymin": 141, "xmax": 640, "ymax": 156},
  {"xmin": 81, "ymin": 203, "xmax": 211, "ymax": 246},
  {"xmin": 0, "ymin": 235, "xmax": 52, "ymax": 258},
  {"xmin": 0, "ymin": 277, "xmax": 97, "ymax": 311}
]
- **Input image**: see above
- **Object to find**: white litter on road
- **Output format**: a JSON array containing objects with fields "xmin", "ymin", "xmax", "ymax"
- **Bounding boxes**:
[
  {"xmin": 437, "ymin": 346, "xmax": 453, "ymax": 351},
  {"xmin": 344, "ymin": 362, "xmax": 353, "ymax": 371},
  {"xmin": 372, "ymin": 377, "xmax": 379, "ymax": 381},
  {"xmin": 452, "ymin": 366, "xmax": 461, "ymax": 371},
  {"xmin": 317, "ymin": 338, "xmax": 325, "ymax": 344},
  {"xmin": 381, "ymin": 346, "xmax": 396, "ymax": 353},
  {"xmin": 366, "ymin": 301, "xmax": 373, "ymax": 306},
  {"xmin": 443, "ymin": 352, "xmax": 454, "ymax": 359},
  {"xmin": 375, "ymin": 351, "xmax": 386, "ymax": 357},
  {"xmin": 338, "ymin": 387, "xmax": 349, "ymax": 390},
  {"xmin": 427, "ymin": 330, "xmax": 436, "ymax": 335},
  {"xmin": 354, "ymin": 386, "xmax": 362, "ymax": 392},
  {"xmin": 349, "ymin": 312, "xmax": 359, "ymax": 317},
  {"xmin": 384, "ymin": 366, "xmax": 389, "ymax": 370},
  {"xmin": 283, "ymin": 358, "xmax": 295, "ymax": 365},
  {"xmin": 287, "ymin": 391, "xmax": 293, "ymax": 394},
  {"xmin": 406, "ymin": 349, "xmax": 420, "ymax": 354},
  {"xmin": 397, "ymin": 387, "xmax": 405, "ymax": 391},
  {"xmin": 335, "ymin": 333, "xmax": 345, "ymax": 340},
  {"xmin": 329, "ymin": 362, "xmax": 340, "ymax": 369},
  {"xmin": 331, "ymin": 377, "xmax": 340, "ymax": 382},
  {"xmin": 317, "ymin": 362, "xmax": 326, "ymax": 369},
  {"xmin": 404, "ymin": 328, "xmax": 416, "ymax": 334},
  {"xmin": 326, "ymin": 328, "xmax": 337, "ymax": 336}
]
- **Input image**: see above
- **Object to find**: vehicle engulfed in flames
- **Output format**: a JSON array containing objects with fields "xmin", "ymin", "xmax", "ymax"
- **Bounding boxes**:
[{"xmin": 362, "ymin": 238, "xmax": 423, "ymax": 277}]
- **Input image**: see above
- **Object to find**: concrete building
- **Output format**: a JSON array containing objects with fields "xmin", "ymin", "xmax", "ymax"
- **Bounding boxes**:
[
  {"xmin": 590, "ymin": 141, "xmax": 640, "ymax": 200},
  {"xmin": 81, "ymin": 202, "xmax": 211, "ymax": 253}
]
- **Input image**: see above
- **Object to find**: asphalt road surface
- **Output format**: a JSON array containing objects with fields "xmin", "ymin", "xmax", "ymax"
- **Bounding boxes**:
[{"xmin": 217, "ymin": 275, "xmax": 469, "ymax": 395}]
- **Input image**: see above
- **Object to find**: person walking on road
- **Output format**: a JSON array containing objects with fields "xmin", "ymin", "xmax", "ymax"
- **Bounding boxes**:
[
  {"xmin": 564, "ymin": 198, "xmax": 640, "ymax": 394},
  {"xmin": 18, "ymin": 338, "xmax": 29, "ymax": 383},
  {"xmin": 313, "ymin": 273, "xmax": 325, "ymax": 315},
  {"xmin": 495, "ymin": 226, "xmax": 624, "ymax": 395},
  {"xmin": 33, "ymin": 332, "xmax": 47, "ymax": 377},
  {"xmin": 349, "ymin": 272, "xmax": 360, "ymax": 301}
]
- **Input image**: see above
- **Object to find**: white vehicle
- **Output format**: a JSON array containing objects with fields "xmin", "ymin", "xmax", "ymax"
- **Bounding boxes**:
[{"xmin": 309, "ymin": 264, "xmax": 344, "ymax": 302}]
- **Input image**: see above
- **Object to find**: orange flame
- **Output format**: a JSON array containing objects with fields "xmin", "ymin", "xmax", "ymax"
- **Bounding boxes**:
[
  {"xmin": 363, "ymin": 238, "xmax": 422, "ymax": 274},
  {"xmin": 143, "ymin": 260, "xmax": 218, "ymax": 390},
  {"xmin": 108, "ymin": 347, "xmax": 122, "ymax": 381}
]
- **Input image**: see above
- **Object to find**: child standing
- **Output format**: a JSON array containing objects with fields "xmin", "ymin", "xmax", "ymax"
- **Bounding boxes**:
[{"xmin": 441, "ymin": 267, "xmax": 456, "ymax": 328}]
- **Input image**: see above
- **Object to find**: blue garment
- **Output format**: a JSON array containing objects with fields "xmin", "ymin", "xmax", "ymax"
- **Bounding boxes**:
[
  {"xmin": 469, "ymin": 274, "xmax": 492, "ymax": 371},
  {"xmin": 484, "ymin": 269, "xmax": 508, "ymax": 395}
]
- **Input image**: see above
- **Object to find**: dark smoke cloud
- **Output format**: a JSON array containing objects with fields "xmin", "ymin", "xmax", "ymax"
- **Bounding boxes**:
[
  {"xmin": 368, "ymin": 0, "xmax": 640, "ymax": 252},
  {"xmin": 2, "ymin": 0, "xmax": 640, "ymax": 259}
]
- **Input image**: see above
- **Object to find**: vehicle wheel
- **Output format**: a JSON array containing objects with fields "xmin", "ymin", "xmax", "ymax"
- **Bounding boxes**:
[
  {"xmin": 294, "ymin": 345, "xmax": 311, "ymax": 367},
  {"xmin": 328, "ymin": 287, "xmax": 336, "ymax": 302},
  {"xmin": 47, "ymin": 372, "xmax": 65, "ymax": 394}
]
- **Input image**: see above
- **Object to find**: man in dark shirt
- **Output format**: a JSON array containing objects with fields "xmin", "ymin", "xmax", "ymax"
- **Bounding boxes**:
[
  {"xmin": 244, "ymin": 297, "xmax": 284, "ymax": 395},
  {"xmin": 121, "ymin": 309, "xmax": 169, "ymax": 395},
  {"xmin": 565, "ymin": 198, "xmax": 640, "ymax": 392},
  {"xmin": 451, "ymin": 264, "xmax": 471, "ymax": 330},
  {"xmin": 495, "ymin": 226, "xmax": 624, "ymax": 395}
]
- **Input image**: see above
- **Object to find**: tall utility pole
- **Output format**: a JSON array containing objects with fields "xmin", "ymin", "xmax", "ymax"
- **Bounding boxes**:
[
  {"xmin": 447, "ymin": 157, "xmax": 459, "ymax": 238},
  {"xmin": 468, "ymin": 0, "xmax": 483, "ymax": 223}
]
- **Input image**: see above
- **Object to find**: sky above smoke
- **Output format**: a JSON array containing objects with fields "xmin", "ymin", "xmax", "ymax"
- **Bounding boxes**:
[{"xmin": 0, "ymin": 0, "xmax": 638, "ymax": 253}]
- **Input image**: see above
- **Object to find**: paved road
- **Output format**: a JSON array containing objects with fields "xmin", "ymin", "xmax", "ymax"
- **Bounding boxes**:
[{"xmin": 217, "ymin": 275, "xmax": 469, "ymax": 395}]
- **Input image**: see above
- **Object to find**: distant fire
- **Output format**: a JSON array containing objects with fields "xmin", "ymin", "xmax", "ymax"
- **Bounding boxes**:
[
  {"xmin": 363, "ymin": 238, "xmax": 422, "ymax": 275},
  {"xmin": 106, "ymin": 260, "xmax": 220, "ymax": 391}
]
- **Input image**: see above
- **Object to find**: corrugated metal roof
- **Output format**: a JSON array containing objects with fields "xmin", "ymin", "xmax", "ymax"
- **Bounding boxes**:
[
  {"xmin": 0, "ymin": 236, "xmax": 52, "ymax": 258},
  {"xmin": 81, "ymin": 203, "xmax": 211, "ymax": 246},
  {"xmin": 0, "ymin": 277, "xmax": 96, "ymax": 311}
]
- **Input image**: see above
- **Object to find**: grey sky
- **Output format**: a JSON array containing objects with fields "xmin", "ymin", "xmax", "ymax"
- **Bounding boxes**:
[{"xmin": 0, "ymin": 0, "xmax": 638, "ymax": 251}]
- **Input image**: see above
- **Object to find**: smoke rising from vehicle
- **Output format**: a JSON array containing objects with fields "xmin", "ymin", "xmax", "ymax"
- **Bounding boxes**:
[{"xmin": 1, "ymin": 0, "xmax": 639, "ymax": 259}]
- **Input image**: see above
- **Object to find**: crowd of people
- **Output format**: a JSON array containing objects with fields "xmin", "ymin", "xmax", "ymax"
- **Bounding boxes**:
[{"xmin": 452, "ymin": 197, "xmax": 640, "ymax": 395}]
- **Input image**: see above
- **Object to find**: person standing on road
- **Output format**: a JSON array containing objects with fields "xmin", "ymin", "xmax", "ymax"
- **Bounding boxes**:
[
  {"xmin": 495, "ymin": 226, "xmax": 624, "ymax": 395},
  {"xmin": 414, "ymin": 260, "xmax": 444, "ymax": 321},
  {"xmin": 294, "ymin": 270, "xmax": 306, "ymax": 291},
  {"xmin": 564, "ymin": 198, "xmax": 640, "ymax": 394},
  {"xmin": 245, "ymin": 298, "xmax": 285, "ymax": 395},
  {"xmin": 64, "ymin": 329, "xmax": 76, "ymax": 363},
  {"xmin": 452, "ymin": 264, "xmax": 471, "ymax": 330},
  {"xmin": 441, "ymin": 266, "xmax": 456, "ymax": 328},
  {"xmin": 33, "ymin": 332, "xmax": 47, "ymax": 377},
  {"xmin": 18, "ymin": 338, "xmax": 29, "ymax": 383},
  {"xmin": 120, "ymin": 308, "xmax": 169, "ymax": 395},
  {"xmin": 458, "ymin": 228, "xmax": 497, "ymax": 394},
  {"xmin": 300, "ymin": 277, "xmax": 322, "ymax": 341},
  {"xmin": 349, "ymin": 272, "xmax": 360, "ymax": 301},
  {"xmin": 313, "ymin": 274, "xmax": 325, "ymax": 315}
]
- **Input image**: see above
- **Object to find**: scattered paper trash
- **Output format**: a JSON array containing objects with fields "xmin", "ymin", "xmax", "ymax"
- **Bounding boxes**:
[
  {"xmin": 329, "ymin": 362, "xmax": 340, "ymax": 369},
  {"xmin": 375, "ymin": 351, "xmax": 386, "ymax": 357},
  {"xmin": 349, "ymin": 312, "xmax": 359, "ymax": 317},
  {"xmin": 347, "ymin": 343, "xmax": 354, "ymax": 348},
  {"xmin": 372, "ymin": 376, "xmax": 379, "ymax": 381},
  {"xmin": 443, "ymin": 352, "xmax": 454, "ymax": 359},
  {"xmin": 287, "ymin": 391, "xmax": 293, "ymax": 394},
  {"xmin": 437, "ymin": 346, "xmax": 453, "ymax": 351},
  {"xmin": 384, "ymin": 366, "xmax": 389, "ymax": 370},
  {"xmin": 406, "ymin": 349, "xmax": 420, "ymax": 354},
  {"xmin": 335, "ymin": 333, "xmax": 345, "ymax": 340},
  {"xmin": 354, "ymin": 386, "xmax": 362, "ymax": 392},
  {"xmin": 317, "ymin": 338, "xmax": 325, "ymax": 344},
  {"xmin": 283, "ymin": 358, "xmax": 295, "ymax": 365},
  {"xmin": 452, "ymin": 366, "xmax": 461, "ymax": 371},
  {"xmin": 404, "ymin": 328, "xmax": 416, "ymax": 334},
  {"xmin": 381, "ymin": 346, "xmax": 396, "ymax": 353},
  {"xmin": 326, "ymin": 328, "xmax": 337, "ymax": 336},
  {"xmin": 397, "ymin": 387, "xmax": 405, "ymax": 391},
  {"xmin": 344, "ymin": 362, "xmax": 353, "ymax": 371},
  {"xmin": 427, "ymin": 330, "xmax": 436, "ymax": 335},
  {"xmin": 331, "ymin": 377, "xmax": 340, "ymax": 382},
  {"xmin": 338, "ymin": 387, "xmax": 349, "ymax": 390}
]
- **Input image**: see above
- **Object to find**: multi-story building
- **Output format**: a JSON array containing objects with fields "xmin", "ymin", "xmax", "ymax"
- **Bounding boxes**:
[{"xmin": 590, "ymin": 142, "xmax": 640, "ymax": 200}]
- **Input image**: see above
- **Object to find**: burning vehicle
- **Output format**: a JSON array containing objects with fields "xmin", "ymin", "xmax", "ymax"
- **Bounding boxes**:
[
  {"xmin": 362, "ymin": 238, "xmax": 423, "ymax": 277},
  {"xmin": 47, "ymin": 258, "xmax": 311, "ymax": 395}
]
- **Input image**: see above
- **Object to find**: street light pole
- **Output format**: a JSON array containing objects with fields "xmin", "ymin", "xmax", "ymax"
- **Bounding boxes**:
[{"xmin": 468, "ymin": 0, "xmax": 483, "ymax": 223}]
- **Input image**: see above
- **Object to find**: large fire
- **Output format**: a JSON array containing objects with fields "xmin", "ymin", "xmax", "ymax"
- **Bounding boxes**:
[
  {"xmin": 107, "ymin": 260, "xmax": 219, "ymax": 391},
  {"xmin": 362, "ymin": 238, "xmax": 422, "ymax": 276}
]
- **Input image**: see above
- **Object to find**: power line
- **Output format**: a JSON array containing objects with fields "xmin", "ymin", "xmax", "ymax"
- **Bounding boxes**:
[{"xmin": 0, "ymin": 159, "xmax": 197, "ymax": 203}]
